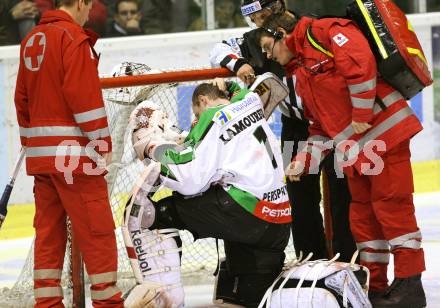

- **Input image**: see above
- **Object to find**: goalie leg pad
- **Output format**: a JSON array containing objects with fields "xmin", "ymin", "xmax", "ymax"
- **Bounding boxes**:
[
  {"xmin": 258, "ymin": 260, "xmax": 372, "ymax": 308},
  {"xmin": 123, "ymin": 228, "xmax": 184, "ymax": 307},
  {"xmin": 122, "ymin": 226, "xmax": 184, "ymax": 307},
  {"xmin": 125, "ymin": 162, "xmax": 161, "ymax": 230},
  {"xmin": 123, "ymin": 163, "xmax": 184, "ymax": 307}
]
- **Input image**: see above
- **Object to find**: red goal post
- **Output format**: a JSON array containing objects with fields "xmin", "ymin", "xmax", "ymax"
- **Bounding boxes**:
[{"xmin": 100, "ymin": 67, "xmax": 234, "ymax": 88}]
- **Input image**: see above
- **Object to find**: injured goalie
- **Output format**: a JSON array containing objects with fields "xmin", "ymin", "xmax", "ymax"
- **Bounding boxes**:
[
  {"xmin": 123, "ymin": 74, "xmax": 291, "ymax": 307},
  {"xmin": 122, "ymin": 75, "xmax": 372, "ymax": 307}
]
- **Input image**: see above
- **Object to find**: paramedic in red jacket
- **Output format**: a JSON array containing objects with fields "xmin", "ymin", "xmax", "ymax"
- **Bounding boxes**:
[
  {"xmin": 257, "ymin": 13, "xmax": 426, "ymax": 308},
  {"xmin": 14, "ymin": 1, "xmax": 123, "ymax": 307}
]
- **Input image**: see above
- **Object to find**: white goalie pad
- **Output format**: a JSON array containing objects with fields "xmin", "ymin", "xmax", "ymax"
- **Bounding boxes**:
[
  {"xmin": 122, "ymin": 162, "xmax": 184, "ymax": 307},
  {"xmin": 250, "ymin": 72, "xmax": 289, "ymax": 119},
  {"xmin": 258, "ymin": 254, "xmax": 372, "ymax": 308},
  {"xmin": 129, "ymin": 100, "xmax": 188, "ymax": 161}
]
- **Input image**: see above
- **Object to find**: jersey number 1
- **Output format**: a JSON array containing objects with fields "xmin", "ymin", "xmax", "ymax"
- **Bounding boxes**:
[{"xmin": 253, "ymin": 126, "xmax": 278, "ymax": 169}]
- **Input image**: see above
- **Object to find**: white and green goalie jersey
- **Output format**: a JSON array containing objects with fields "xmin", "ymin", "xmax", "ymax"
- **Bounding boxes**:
[{"xmin": 157, "ymin": 89, "xmax": 291, "ymax": 224}]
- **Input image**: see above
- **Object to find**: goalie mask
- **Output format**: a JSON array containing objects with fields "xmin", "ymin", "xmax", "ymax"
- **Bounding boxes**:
[{"xmin": 104, "ymin": 62, "xmax": 162, "ymax": 105}]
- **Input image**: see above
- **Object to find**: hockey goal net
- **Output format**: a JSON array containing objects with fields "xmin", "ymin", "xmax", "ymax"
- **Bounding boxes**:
[{"xmin": 0, "ymin": 63, "xmax": 296, "ymax": 307}]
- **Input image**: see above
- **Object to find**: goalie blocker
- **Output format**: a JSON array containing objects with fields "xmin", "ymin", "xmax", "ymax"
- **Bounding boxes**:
[{"xmin": 123, "ymin": 79, "xmax": 291, "ymax": 307}]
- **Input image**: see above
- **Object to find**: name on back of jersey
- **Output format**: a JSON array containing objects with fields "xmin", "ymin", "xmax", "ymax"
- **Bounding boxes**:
[
  {"xmin": 219, "ymin": 108, "xmax": 264, "ymax": 144},
  {"xmin": 215, "ymin": 93, "xmax": 264, "ymax": 144}
]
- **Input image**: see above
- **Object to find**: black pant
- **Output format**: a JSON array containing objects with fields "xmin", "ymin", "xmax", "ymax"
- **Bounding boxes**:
[
  {"xmin": 322, "ymin": 153, "xmax": 357, "ymax": 262},
  {"xmin": 281, "ymin": 115, "xmax": 356, "ymax": 262},
  {"xmin": 151, "ymin": 185, "xmax": 290, "ymax": 306}
]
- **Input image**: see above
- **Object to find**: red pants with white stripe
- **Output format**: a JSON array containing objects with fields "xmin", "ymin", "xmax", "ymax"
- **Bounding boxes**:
[
  {"xmin": 347, "ymin": 140, "xmax": 425, "ymax": 292},
  {"xmin": 33, "ymin": 173, "xmax": 123, "ymax": 307}
]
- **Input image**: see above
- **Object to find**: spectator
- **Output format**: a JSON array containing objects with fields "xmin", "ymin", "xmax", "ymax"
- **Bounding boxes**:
[
  {"xmin": 188, "ymin": 0, "xmax": 246, "ymax": 31},
  {"xmin": 0, "ymin": 1, "xmax": 19, "ymax": 45},
  {"xmin": 171, "ymin": 0, "xmax": 196, "ymax": 33},
  {"xmin": 140, "ymin": 0, "xmax": 172, "ymax": 34},
  {"xmin": 0, "ymin": 0, "xmax": 39, "ymax": 45},
  {"xmin": 108, "ymin": 0, "xmax": 142, "ymax": 36},
  {"xmin": 140, "ymin": 0, "xmax": 198, "ymax": 34},
  {"xmin": 12, "ymin": 0, "xmax": 39, "ymax": 39}
]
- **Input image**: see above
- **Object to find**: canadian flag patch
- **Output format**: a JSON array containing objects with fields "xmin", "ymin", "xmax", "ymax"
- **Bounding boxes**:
[{"xmin": 333, "ymin": 33, "xmax": 349, "ymax": 47}]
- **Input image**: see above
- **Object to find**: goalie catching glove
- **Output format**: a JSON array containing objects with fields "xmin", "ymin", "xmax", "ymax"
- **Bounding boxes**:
[{"xmin": 130, "ymin": 101, "xmax": 188, "ymax": 161}]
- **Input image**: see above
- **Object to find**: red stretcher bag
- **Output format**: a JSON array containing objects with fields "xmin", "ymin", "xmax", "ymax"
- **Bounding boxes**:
[{"xmin": 346, "ymin": 0, "xmax": 433, "ymax": 99}]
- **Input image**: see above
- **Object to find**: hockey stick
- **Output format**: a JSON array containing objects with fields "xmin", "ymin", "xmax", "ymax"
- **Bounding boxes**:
[
  {"xmin": 0, "ymin": 147, "xmax": 26, "ymax": 230},
  {"xmin": 322, "ymin": 169, "xmax": 334, "ymax": 258}
]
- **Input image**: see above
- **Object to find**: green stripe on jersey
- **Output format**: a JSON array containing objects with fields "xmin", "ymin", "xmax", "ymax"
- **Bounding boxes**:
[
  {"xmin": 161, "ymin": 107, "xmax": 218, "ymax": 172},
  {"xmin": 185, "ymin": 107, "xmax": 221, "ymax": 144},
  {"xmin": 227, "ymin": 80, "xmax": 242, "ymax": 94},
  {"xmin": 227, "ymin": 186, "xmax": 259, "ymax": 214},
  {"xmin": 163, "ymin": 146, "xmax": 194, "ymax": 165},
  {"xmin": 231, "ymin": 89, "xmax": 251, "ymax": 103},
  {"xmin": 160, "ymin": 164, "xmax": 177, "ymax": 180}
]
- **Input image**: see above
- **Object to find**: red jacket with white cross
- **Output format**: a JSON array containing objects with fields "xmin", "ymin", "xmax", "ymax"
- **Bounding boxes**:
[{"xmin": 14, "ymin": 9, "xmax": 111, "ymax": 175}]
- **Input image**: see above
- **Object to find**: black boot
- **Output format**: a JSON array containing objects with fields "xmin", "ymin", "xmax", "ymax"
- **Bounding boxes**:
[
  {"xmin": 368, "ymin": 289, "xmax": 386, "ymax": 302},
  {"xmin": 212, "ymin": 259, "xmax": 245, "ymax": 307},
  {"xmin": 370, "ymin": 274, "xmax": 426, "ymax": 308}
]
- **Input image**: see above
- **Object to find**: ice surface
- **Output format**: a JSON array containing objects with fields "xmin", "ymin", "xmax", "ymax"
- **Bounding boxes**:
[{"xmin": 1, "ymin": 192, "xmax": 439, "ymax": 307}]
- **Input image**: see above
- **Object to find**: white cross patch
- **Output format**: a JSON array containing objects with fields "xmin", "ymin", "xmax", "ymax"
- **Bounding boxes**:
[
  {"xmin": 333, "ymin": 33, "xmax": 349, "ymax": 47},
  {"xmin": 23, "ymin": 32, "xmax": 46, "ymax": 71}
]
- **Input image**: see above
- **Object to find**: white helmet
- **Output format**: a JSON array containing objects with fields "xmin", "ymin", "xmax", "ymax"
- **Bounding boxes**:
[
  {"xmin": 241, "ymin": 0, "xmax": 286, "ymax": 28},
  {"xmin": 105, "ymin": 62, "xmax": 162, "ymax": 105}
]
